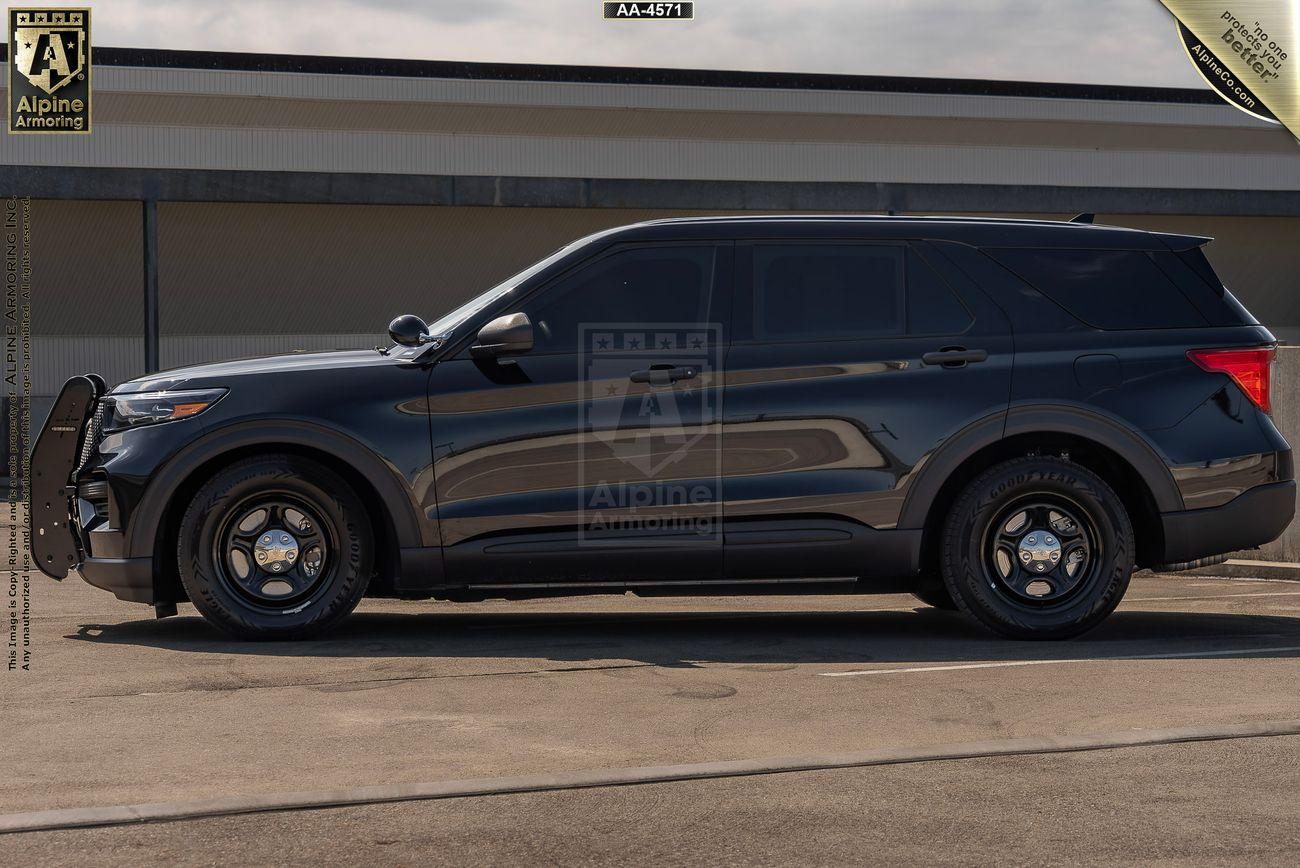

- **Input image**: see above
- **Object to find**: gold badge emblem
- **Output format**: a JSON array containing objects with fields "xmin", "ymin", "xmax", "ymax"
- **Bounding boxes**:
[
  {"xmin": 7, "ymin": 8, "xmax": 91, "ymax": 133},
  {"xmin": 1160, "ymin": 2, "xmax": 1296, "ymax": 139}
]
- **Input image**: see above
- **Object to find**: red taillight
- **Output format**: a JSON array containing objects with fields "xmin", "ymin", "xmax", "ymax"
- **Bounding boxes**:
[{"xmin": 1187, "ymin": 346, "xmax": 1275, "ymax": 414}]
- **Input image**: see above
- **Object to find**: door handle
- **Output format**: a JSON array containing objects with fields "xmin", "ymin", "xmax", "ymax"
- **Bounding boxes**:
[
  {"xmin": 629, "ymin": 364, "xmax": 698, "ymax": 385},
  {"xmin": 922, "ymin": 347, "xmax": 988, "ymax": 368}
]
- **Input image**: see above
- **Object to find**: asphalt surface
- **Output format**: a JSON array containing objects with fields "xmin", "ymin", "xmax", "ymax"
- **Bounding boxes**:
[{"xmin": 3, "ymin": 571, "xmax": 1300, "ymax": 864}]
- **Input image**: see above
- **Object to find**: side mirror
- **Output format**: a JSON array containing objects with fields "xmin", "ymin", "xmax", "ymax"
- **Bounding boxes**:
[
  {"xmin": 471, "ymin": 312, "xmax": 534, "ymax": 359},
  {"xmin": 388, "ymin": 314, "xmax": 433, "ymax": 348}
]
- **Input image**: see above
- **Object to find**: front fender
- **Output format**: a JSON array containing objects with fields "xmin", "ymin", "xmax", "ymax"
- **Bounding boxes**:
[{"xmin": 123, "ymin": 419, "xmax": 429, "ymax": 560}]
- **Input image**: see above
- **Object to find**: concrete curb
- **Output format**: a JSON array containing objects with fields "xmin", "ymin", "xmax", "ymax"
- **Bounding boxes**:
[
  {"xmin": 1149, "ymin": 560, "xmax": 1300, "ymax": 581},
  {"xmin": 3, "ymin": 720, "xmax": 1299, "ymax": 836}
]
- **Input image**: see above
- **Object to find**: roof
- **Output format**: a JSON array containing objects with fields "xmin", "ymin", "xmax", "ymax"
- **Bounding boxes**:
[
  {"xmin": 0, "ymin": 44, "xmax": 1222, "ymax": 105},
  {"xmin": 613, "ymin": 214, "xmax": 1213, "ymax": 250}
]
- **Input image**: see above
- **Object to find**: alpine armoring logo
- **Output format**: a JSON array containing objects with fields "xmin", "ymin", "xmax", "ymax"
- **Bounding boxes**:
[{"xmin": 7, "ymin": 8, "xmax": 91, "ymax": 134}]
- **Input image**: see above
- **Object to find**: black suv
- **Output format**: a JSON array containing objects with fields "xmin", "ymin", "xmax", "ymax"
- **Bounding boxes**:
[{"xmin": 32, "ymin": 216, "xmax": 1295, "ymax": 640}]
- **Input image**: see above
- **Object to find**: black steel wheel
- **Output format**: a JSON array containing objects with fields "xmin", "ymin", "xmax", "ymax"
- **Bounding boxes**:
[
  {"xmin": 178, "ymin": 455, "xmax": 373, "ymax": 639},
  {"xmin": 939, "ymin": 456, "xmax": 1134, "ymax": 640},
  {"xmin": 982, "ymin": 498, "xmax": 1099, "ymax": 606},
  {"xmin": 215, "ymin": 496, "xmax": 335, "ymax": 609}
]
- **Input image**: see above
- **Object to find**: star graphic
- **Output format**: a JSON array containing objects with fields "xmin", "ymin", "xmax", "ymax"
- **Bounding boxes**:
[
  {"xmin": 691, "ymin": 338, "xmax": 704, "ymax": 349},
  {"xmin": 23, "ymin": 42, "xmax": 31, "ymax": 49},
  {"xmin": 596, "ymin": 337, "xmax": 609, "ymax": 349},
  {"xmin": 605, "ymin": 384, "xmax": 619, "ymax": 396},
  {"xmin": 627, "ymin": 338, "xmax": 641, "ymax": 349},
  {"xmin": 659, "ymin": 339, "xmax": 672, "ymax": 349}
]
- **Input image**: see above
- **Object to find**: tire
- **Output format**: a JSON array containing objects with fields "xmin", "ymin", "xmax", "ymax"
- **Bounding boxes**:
[
  {"xmin": 939, "ymin": 456, "xmax": 1134, "ymax": 640},
  {"xmin": 177, "ymin": 454, "xmax": 374, "ymax": 640},
  {"xmin": 912, "ymin": 577, "xmax": 957, "ymax": 610}
]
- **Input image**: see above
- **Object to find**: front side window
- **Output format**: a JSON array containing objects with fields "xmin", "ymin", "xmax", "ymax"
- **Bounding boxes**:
[{"xmin": 519, "ymin": 246, "xmax": 716, "ymax": 354}]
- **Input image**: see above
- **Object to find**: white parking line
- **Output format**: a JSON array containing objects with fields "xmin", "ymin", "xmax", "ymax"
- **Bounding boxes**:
[
  {"xmin": 821, "ymin": 644, "xmax": 1300, "ymax": 677},
  {"xmin": 1127, "ymin": 590, "xmax": 1300, "ymax": 602}
]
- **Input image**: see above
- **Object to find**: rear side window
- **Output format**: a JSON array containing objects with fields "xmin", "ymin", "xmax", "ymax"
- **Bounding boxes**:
[
  {"xmin": 751, "ymin": 244, "xmax": 904, "ymax": 341},
  {"xmin": 742, "ymin": 243, "xmax": 972, "ymax": 342},
  {"xmin": 1151, "ymin": 248, "xmax": 1256, "ymax": 327},
  {"xmin": 907, "ymin": 247, "xmax": 973, "ymax": 335},
  {"xmin": 988, "ymin": 248, "xmax": 1208, "ymax": 330}
]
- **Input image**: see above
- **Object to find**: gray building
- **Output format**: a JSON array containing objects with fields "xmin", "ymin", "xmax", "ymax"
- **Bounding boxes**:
[{"xmin": 3, "ymin": 47, "xmax": 1299, "ymax": 416}]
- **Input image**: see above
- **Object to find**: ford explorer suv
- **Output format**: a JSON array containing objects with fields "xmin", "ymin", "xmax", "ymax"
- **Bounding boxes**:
[{"xmin": 31, "ymin": 216, "xmax": 1295, "ymax": 640}]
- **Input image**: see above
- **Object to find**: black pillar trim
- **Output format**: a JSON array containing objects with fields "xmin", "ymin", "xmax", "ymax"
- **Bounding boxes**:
[{"xmin": 143, "ymin": 199, "xmax": 159, "ymax": 374}]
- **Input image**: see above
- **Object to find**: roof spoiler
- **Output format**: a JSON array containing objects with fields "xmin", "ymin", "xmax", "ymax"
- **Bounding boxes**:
[
  {"xmin": 1160, "ymin": 233, "xmax": 1214, "ymax": 251},
  {"xmin": 1066, "ymin": 213, "xmax": 1212, "ymax": 250}
]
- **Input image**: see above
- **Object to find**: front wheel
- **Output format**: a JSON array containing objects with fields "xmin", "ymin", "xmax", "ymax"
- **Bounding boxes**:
[
  {"xmin": 177, "ymin": 455, "xmax": 374, "ymax": 640},
  {"xmin": 939, "ymin": 456, "xmax": 1134, "ymax": 640}
]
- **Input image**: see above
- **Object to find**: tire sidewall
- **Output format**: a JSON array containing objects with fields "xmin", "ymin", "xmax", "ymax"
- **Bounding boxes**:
[
  {"xmin": 178, "ymin": 457, "xmax": 373, "ymax": 639},
  {"xmin": 942, "ymin": 458, "xmax": 1134, "ymax": 639}
]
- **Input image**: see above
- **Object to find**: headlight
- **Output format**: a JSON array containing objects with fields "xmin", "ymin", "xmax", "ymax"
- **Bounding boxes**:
[{"xmin": 106, "ymin": 388, "xmax": 228, "ymax": 431}]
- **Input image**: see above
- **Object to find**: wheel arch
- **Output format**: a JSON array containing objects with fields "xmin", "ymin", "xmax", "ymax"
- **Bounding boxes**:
[
  {"xmin": 134, "ymin": 421, "xmax": 425, "ymax": 602},
  {"xmin": 901, "ymin": 405, "xmax": 1182, "ymax": 573}
]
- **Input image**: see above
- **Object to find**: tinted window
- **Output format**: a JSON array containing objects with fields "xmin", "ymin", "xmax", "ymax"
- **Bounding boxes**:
[
  {"xmin": 907, "ymin": 247, "xmax": 972, "ymax": 335},
  {"xmin": 750, "ymin": 244, "xmax": 904, "ymax": 341},
  {"xmin": 1150, "ymin": 249, "xmax": 1255, "ymax": 327},
  {"xmin": 989, "ymin": 248, "xmax": 1207, "ymax": 330},
  {"xmin": 521, "ymin": 246, "xmax": 716, "ymax": 354}
]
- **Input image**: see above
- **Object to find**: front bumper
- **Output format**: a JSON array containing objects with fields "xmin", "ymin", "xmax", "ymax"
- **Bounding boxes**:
[
  {"xmin": 79, "ymin": 557, "xmax": 155, "ymax": 603},
  {"xmin": 32, "ymin": 375, "xmax": 163, "ymax": 604},
  {"xmin": 1160, "ymin": 480, "xmax": 1296, "ymax": 565}
]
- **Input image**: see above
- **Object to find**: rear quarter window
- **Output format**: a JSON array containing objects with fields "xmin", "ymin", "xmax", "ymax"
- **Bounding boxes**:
[{"xmin": 987, "ymin": 248, "xmax": 1209, "ymax": 330}]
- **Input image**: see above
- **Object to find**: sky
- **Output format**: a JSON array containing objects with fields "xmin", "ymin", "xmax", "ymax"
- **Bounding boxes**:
[{"xmin": 48, "ymin": 0, "xmax": 1206, "ymax": 89}]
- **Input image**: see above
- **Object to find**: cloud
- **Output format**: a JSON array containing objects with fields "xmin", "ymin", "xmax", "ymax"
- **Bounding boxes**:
[{"xmin": 64, "ymin": 0, "xmax": 1205, "ymax": 88}]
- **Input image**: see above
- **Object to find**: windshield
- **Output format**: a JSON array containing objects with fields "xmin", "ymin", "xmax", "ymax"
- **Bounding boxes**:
[{"xmin": 423, "ymin": 239, "xmax": 586, "ymax": 338}]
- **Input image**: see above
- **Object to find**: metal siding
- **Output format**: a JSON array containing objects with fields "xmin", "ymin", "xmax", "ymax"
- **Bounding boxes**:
[
  {"xmin": 71, "ymin": 67, "xmax": 1275, "ymax": 129},
  {"xmin": 7, "ymin": 126, "xmax": 1300, "ymax": 190},
  {"xmin": 156, "ymin": 203, "xmax": 730, "ymax": 343},
  {"xmin": 31, "ymin": 337, "xmax": 144, "ymax": 395}
]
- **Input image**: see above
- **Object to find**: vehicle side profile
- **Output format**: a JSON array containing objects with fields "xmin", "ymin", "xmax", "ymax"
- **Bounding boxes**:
[{"xmin": 32, "ymin": 216, "xmax": 1295, "ymax": 640}]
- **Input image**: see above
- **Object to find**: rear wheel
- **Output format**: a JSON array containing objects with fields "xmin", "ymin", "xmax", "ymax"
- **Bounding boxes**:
[
  {"xmin": 177, "ymin": 455, "xmax": 373, "ymax": 640},
  {"xmin": 939, "ymin": 456, "xmax": 1134, "ymax": 640}
]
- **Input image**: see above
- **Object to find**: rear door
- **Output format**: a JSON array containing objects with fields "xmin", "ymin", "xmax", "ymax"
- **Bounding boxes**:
[{"xmin": 721, "ymin": 239, "xmax": 1013, "ymax": 579}]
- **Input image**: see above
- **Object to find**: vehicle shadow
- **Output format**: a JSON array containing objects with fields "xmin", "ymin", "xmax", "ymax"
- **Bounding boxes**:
[{"xmin": 67, "ymin": 606, "xmax": 1300, "ymax": 668}]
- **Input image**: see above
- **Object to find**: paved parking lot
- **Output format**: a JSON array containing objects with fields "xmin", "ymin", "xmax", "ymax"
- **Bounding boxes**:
[{"xmin": 3, "ymin": 571, "xmax": 1299, "ymax": 865}]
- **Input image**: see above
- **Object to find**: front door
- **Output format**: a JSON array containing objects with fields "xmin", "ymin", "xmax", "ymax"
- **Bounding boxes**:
[
  {"xmin": 427, "ymin": 242, "xmax": 731, "ymax": 586},
  {"xmin": 721, "ymin": 239, "xmax": 1013, "ymax": 580}
]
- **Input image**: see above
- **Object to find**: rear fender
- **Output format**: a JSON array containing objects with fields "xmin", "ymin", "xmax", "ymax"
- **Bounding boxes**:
[{"xmin": 897, "ymin": 403, "xmax": 1182, "ymax": 530}]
